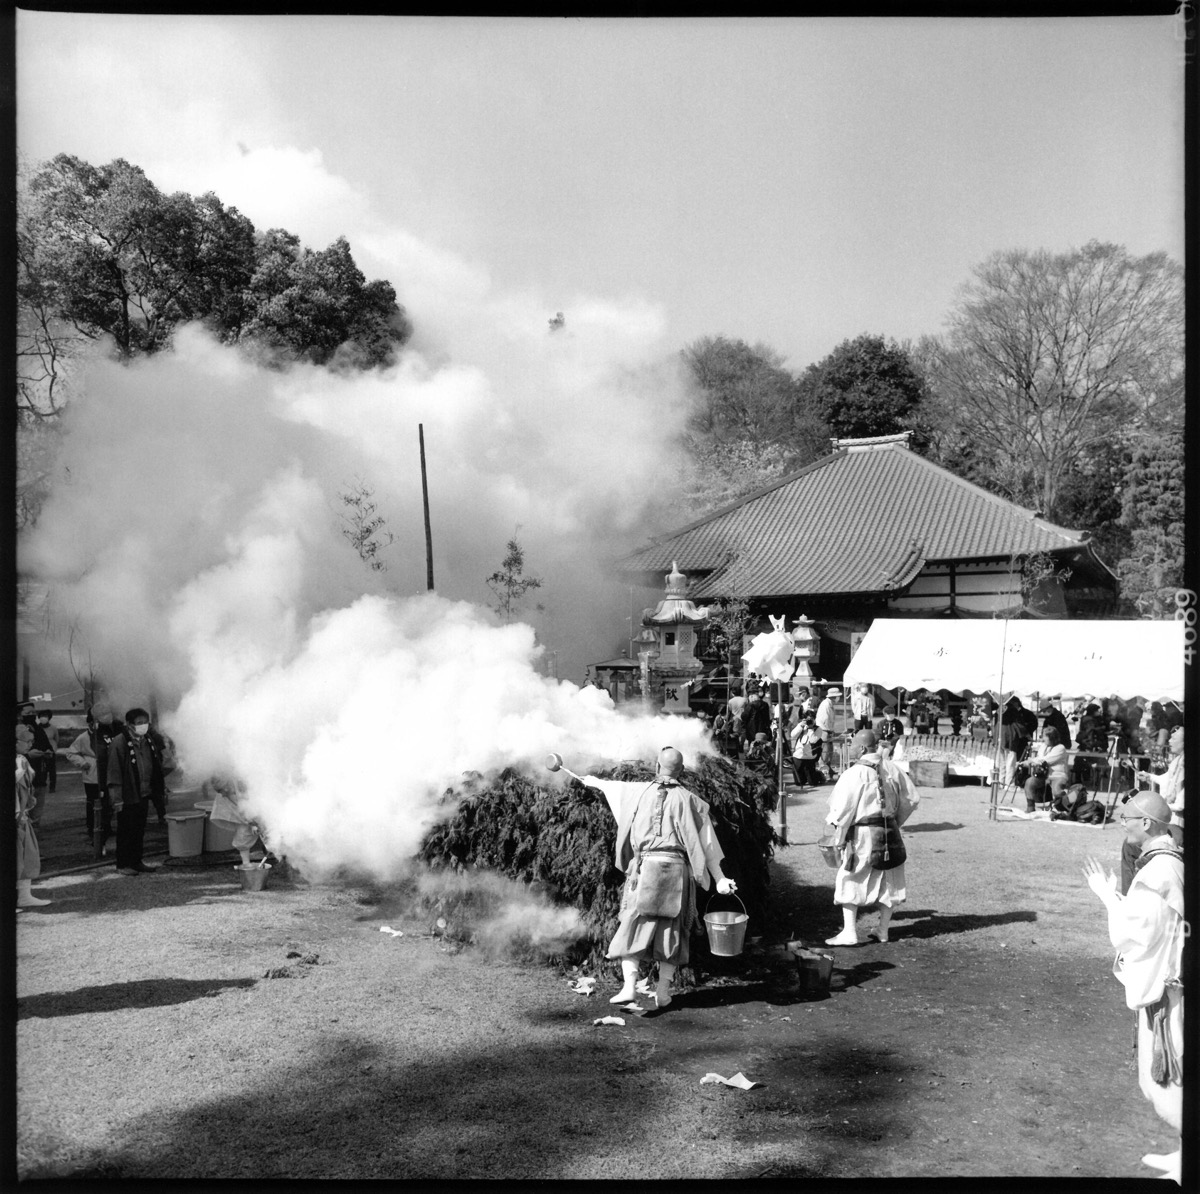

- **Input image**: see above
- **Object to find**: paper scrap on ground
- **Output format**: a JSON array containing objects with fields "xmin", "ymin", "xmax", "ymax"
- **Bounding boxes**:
[
  {"xmin": 635, "ymin": 978, "xmax": 654, "ymax": 995},
  {"xmin": 593, "ymin": 1016, "xmax": 626, "ymax": 1027},
  {"xmin": 378, "ymin": 926, "xmax": 404, "ymax": 937},
  {"xmin": 620, "ymin": 1003, "xmax": 645, "ymax": 1012},
  {"xmin": 701, "ymin": 1072, "xmax": 761, "ymax": 1090},
  {"xmin": 569, "ymin": 977, "xmax": 597, "ymax": 995}
]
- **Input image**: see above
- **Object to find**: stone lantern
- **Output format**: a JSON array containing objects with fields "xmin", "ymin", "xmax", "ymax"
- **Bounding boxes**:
[
  {"xmin": 790, "ymin": 615, "xmax": 820, "ymax": 702},
  {"xmin": 641, "ymin": 562, "xmax": 709, "ymax": 712}
]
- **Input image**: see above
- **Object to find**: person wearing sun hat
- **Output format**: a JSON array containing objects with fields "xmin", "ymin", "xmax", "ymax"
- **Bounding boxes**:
[
  {"xmin": 815, "ymin": 686, "xmax": 841, "ymax": 779},
  {"xmin": 824, "ymin": 729, "xmax": 920, "ymax": 946},
  {"xmin": 1037, "ymin": 698, "xmax": 1072, "ymax": 750},
  {"xmin": 1083, "ymin": 790, "xmax": 1184, "ymax": 1182}
]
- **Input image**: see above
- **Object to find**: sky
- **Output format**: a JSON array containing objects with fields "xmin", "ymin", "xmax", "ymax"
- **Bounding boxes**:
[
  {"xmin": 18, "ymin": 14, "xmax": 1184, "ymax": 370},
  {"xmin": 13, "ymin": 15, "xmax": 1187, "ymax": 873}
]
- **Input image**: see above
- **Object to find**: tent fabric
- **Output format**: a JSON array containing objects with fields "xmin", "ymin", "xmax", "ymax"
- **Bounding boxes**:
[{"xmin": 843, "ymin": 619, "xmax": 1184, "ymax": 702}]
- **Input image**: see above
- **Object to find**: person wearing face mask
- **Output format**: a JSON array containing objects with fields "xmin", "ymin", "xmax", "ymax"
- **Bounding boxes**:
[{"xmin": 106, "ymin": 708, "xmax": 167, "ymax": 875}]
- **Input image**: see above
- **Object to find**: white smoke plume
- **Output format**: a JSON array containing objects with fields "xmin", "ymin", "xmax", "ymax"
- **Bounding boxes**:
[
  {"xmin": 21, "ymin": 283, "xmax": 713, "ymax": 880},
  {"xmin": 416, "ymin": 868, "xmax": 587, "ymax": 960}
]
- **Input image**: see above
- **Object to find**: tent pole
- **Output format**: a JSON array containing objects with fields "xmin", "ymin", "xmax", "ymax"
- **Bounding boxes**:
[{"xmin": 776, "ymin": 678, "xmax": 787, "ymax": 844}]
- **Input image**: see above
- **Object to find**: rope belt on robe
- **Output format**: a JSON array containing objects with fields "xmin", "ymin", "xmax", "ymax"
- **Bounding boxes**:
[{"xmin": 629, "ymin": 781, "xmax": 691, "ymax": 915}]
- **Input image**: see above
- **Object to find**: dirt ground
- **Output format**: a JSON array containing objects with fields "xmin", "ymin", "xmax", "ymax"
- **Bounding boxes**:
[{"xmin": 13, "ymin": 766, "xmax": 1181, "ymax": 1180}]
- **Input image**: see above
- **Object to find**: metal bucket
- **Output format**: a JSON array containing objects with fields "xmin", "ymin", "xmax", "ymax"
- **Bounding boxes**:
[
  {"xmin": 235, "ymin": 863, "xmax": 271, "ymax": 892},
  {"xmin": 792, "ymin": 946, "xmax": 834, "ymax": 996},
  {"xmin": 703, "ymin": 893, "xmax": 749, "ymax": 957},
  {"xmin": 816, "ymin": 832, "xmax": 841, "ymax": 869}
]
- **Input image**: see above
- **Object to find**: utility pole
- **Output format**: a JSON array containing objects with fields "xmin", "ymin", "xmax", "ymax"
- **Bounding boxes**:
[{"xmin": 419, "ymin": 424, "xmax": 434, "ymax": 592}]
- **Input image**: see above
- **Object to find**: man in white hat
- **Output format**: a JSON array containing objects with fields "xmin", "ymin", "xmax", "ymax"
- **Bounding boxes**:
[
  {"xmin": 1083, "ymin": 790, "xmax": 1184, "ymax": 1182},
  {"xmin": 815, "ymin": 686, "xmax": 841, "ymax": 780},
  {"xmin": 580, "ymin": 747, "xmax": 736, "ymax": 1010}
]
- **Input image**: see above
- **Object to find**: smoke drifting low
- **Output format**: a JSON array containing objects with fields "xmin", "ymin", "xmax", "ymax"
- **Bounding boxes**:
[{"xmin": 22, "ymin": 301, "xmax": 710, "ymax": 879}]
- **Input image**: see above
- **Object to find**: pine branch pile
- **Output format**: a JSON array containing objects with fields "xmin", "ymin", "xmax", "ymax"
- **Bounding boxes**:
[{"xmin": 419, "ymin": 755, "xmax": 778, "ymax": 972}]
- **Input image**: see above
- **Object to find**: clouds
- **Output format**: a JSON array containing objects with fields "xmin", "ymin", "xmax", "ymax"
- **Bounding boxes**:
[{"xmin": 18, "ymin": 13, "xmax": 1184, "ymax": 373}]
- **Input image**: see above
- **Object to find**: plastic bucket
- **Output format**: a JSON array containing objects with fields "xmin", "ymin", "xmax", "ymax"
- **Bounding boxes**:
[
  {"xmin": 193, "ymin": 801, "xmax": 237, "ymax": 853},
  {"xmin": 703, "ymin": 893, "xmax": 749, "ymax": 957},
  {"xmin": 235, "ymin": 863, "xmax": 271, "ymax": 892},
  {"xmin": 165, "ymin": 810, "xmax": 207, "ymax": 857}
]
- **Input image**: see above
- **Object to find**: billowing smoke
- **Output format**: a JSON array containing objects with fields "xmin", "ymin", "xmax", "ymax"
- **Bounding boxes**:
[{"xmin": 21, "ymin": 291, "xmax": 712, "ymax": 879}]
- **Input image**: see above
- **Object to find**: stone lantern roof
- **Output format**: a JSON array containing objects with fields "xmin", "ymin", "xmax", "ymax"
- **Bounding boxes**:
[{"xmin": 642, "ymin": 561, "xmax": 710, "ymax": 626}]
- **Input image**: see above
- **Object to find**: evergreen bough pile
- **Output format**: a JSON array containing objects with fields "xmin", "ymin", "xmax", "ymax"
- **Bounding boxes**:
[{"xmin": 419, "ymin": 755, "xmax": 778, "ymax": 973}]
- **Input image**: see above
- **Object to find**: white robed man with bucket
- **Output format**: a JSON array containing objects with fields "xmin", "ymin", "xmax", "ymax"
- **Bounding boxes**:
[{"xmin": 548, "ymin": 746, "xmax": 737, "ymax": 1009}]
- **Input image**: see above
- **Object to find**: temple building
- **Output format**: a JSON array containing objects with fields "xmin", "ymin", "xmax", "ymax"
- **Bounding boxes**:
[{"xmin": 614, "ymin": 433, "xmax": 1119, "ymax": 685}]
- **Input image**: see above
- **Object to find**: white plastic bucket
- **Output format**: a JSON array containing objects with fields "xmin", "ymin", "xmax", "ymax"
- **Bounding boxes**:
[
  {"xmin": 164, "ymin": 810, "xmax": 206, "ymax": 858},
  {"xmin": 703, "ymin": 893, "xmax": 749, "ymax": 956},
  {"xmin": 194, "ymin": 801, "xmax": 237, "ymax": 853}
]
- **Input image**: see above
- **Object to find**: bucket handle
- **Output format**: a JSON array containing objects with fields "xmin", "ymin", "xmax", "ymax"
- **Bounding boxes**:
[{"xmin": 706, "ymin": 890, "xmax": 747, "ymax": 919}]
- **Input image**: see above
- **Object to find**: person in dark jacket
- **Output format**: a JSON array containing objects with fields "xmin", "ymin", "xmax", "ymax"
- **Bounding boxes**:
[
  {"xmin": 1038, "ymin": 700, "xmax": 1072, "ymax": 750},
  {"xmin": 1000, "ymin": 697, "xmax": 1039, "ymax": 786},
  {"xmin": 106, "ymin": 708, "xmax": 168, "ymax": 875},
  {"xmin": 739, "ymin": 688, "xmax": 773, "ymax": 752},
  {"xmin": 88, "ymin": 704, "xmax": 125, "ymax": 857},
  {"xmin": 34, "ymin": 709, "xmax": 59, "ymax": 794},
  {"xmin": 1074, "ymin": 702, "xmax": 1109, "ymax": 787},
  {"xmin": 24, "ymin": 707, "xmax": 57, "ymax": 827}
]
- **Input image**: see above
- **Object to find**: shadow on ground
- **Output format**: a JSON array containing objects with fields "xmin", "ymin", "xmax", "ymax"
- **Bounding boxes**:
[
  {"xmin": 889, "ymin": 908, "xmax": 1037, "ymax": 939},
  {"xmin": 34, "ymin": 1017, "xmax": 924, "ymax": 1180},
  {"xmin": 18, "ymin": 977, "xmax": 258, "ymax": 1020},
  {"xmin": 904, "ymin": 822, "xmax": 964, "ymax": 833},
  {"xmin": 23, "ymin": 867, "xmax": 300, "ymax": 918}
]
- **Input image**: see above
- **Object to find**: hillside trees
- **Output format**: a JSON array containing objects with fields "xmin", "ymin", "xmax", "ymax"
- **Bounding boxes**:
[
  {"xmin": 16, "ymin": 153, "xmax": 413, "ymax": 525},
  {"xmin": 674, "ymin": 336, "xmax": 828, "ymax": 519},
  {"xmin": 799, "ymin": 333, "xmax": 929, "ymax": 443},
  {"xmin": 922, "ymin": 242, "xmax": 1183, "ymax": 524},
  {"xmin": 17, "ymin": 154, "xmax": 412, "ymax": 389},
  {"xmin": 1115, "ymin": 430, "xmax": 1185, "ymax": 617}
]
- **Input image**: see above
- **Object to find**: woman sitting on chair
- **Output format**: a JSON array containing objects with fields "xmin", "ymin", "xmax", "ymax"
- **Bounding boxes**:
[{"xmin": 1024, "ymin": 726, "xmax": 1069, "ymax": 813}]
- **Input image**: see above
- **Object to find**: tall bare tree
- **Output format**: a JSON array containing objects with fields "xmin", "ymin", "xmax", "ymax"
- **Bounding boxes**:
[{"xmin": 925, "ymin": 242, "xmax": 1183, "ymax": 523}]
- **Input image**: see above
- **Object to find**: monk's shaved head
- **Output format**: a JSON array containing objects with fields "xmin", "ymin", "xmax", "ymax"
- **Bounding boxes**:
[{"xmin": 657, "ymin": 747, "xmax": 684, "ymax": 777}]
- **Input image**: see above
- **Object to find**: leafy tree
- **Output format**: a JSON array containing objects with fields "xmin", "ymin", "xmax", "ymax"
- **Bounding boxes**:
[
  {"xmin": 681, "ymin": 336, "xmax": 804, "ymax": 443},
  {"xmin": 19, "ymin": 155, "xmax": 259, "ymax": 359},
  {"xmin": 669, "ymin": 438, "xmax": 802, "ymax": 523},
  {"xmin": 15, "ymin": 154, "xmax": 414, "ymax": 528},
  {"xmin": 703, "ymin": 593, "xmax": 754, "ymax": 682},
  {"xmin": 19, "ymin": 153, "xmax": 412, "ymax": 374},
  {"xmin": 487, "ymin": 538, "xmax": 543, "ymax": 622},
  {"xmin": 241, "ymin": 232, "xmax": 410, "ymax": 368},
  {"xmin": 675, "ymin": 336, "xmax": 827, "ymax": 522},
  {"xmin": 923, "ymin": 242, "xmax": 1183, "ymax": 523},
  {"xmin": 1116, "ymin": 430, "xmax": 1185, "ymax": 618},
  {"xmin": 1051, "ymin": 436, "xmax": 1133, "ymax": 568},
  {"xmin": 800, "ymin": 334, "xmax": 928, "ymax": 442},
  {"xmin": 339, "ymin": 481, "xmax": 394, "ymax": 573}
]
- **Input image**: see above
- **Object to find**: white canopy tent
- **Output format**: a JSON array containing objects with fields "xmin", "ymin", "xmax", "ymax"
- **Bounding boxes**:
[{"xmin": 843, "ymin": 619, "xmax": 1185, "ymax": 703}]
